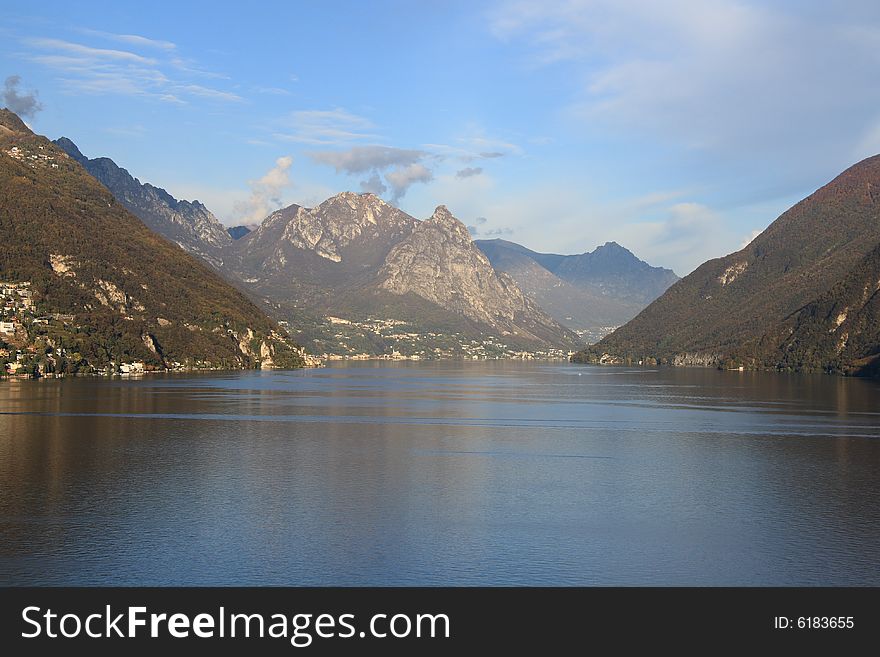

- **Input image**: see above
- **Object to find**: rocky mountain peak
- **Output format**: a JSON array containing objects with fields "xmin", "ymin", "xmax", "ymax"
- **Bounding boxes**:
[
  {"xmin": 429, "ymin": 204, "xmax": 455, "ymax": 222},
  {"xmin": 596, "ymin": 241, "xmax": 628, "ymax": 253},
  {"xmin": 424, "ymin": 205, "xmax": 471, "ymax": 242},
  {"xmin": 250, "ymin": 192, "xmax": 418, "ymax": 265},
  {"xmin": 317, "ymin": 190, "xmax": 392, "ymax": 216},
  {"xmin": 376, "ymin": 206, "xmax": 574, "ymax": 345}
]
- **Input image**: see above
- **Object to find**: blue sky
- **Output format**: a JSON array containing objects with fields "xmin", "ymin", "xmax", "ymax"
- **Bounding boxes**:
[{"xmin": 2, "ymin": 0, "xmax": 879, "ymax": 274}]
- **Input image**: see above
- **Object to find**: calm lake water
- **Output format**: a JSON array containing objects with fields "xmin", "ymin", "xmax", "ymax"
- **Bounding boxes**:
[{"xmin": 1, "ymin": 362, "xmax": 879, "ymax": 586}]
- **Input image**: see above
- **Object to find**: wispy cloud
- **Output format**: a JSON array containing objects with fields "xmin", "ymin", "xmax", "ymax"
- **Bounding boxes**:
[
  {"xmin": 425, "ymin": 130, "xmax": 522, "ymax": 163},
  {"xmin": 78, "ymin": 28, "xmax": 177, "ymax": 51},
  {"xmin": 608, "ymin": 202, "xmax": 733, "ymax": 274},
  {"xmin": 481, "ymin": 227, "xmax": 513, "ymax": 237},
  {"xmin": 274, "ymin": 109, "xmax": 377, "ymax": 145},
  {"xmin": 168, "ymin": 56, "xmax": 230, "ymax": 80},
  {"xmin": 23, "ymin": 33, "xmax": 240, "ymax": 105},
  {"xmin": 466, "ymin": 216, "xmax": 487, "ymax": 234},
  {"xmin": 738, "ymin": 228, "xmax": 763, "ymax": 250},
  {"xmin": 489, "ymin": 0, "xmax": 880, "ymax": 184},
  {"xmin": 254, "ymin": 86, "xmax": 292, "ymax": 96},
  {"xmin": 26, "ymin": 37, "xmax": 157, "ymax": 64},
  {"xmin": 466, "ymin": 216, "xmax": 513, "ymax": 238},
  {"xmin": 177, "ymin": 84, "xmax": 242, "ymax": 102},
  {"xmin": 458, "ymin": 134, "xmax": 522, "ymax": 156}
]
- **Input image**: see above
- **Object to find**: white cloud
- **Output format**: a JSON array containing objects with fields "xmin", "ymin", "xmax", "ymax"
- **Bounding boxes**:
[
  {"xmin": 3, "ymin": 75, "xmax": 42, "ymax": 117},
  {"xmin": 309, "ymin": 145, "xmax": 426, "ymax": 174},
  {"xmin": 309, "ymin": 145, "xmax": 435, "ymax": 202},
  {"xmin": 427, "ymin": 129, "xmax": 523, "ymax": 162},
  {"xmin": 233, "ymin": 156, "xmax": 295, "ymax": 224},
  {"xmin": 458, "ymin": 134, "xmax": 523, "ymax": 156}
]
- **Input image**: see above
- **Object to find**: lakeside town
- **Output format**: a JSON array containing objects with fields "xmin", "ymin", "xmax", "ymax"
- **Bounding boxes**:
[
  {"xmin": 2, "ymin": 280, "xmax": 576, "ymax": 379},
  {"xmin": 1, "ymin": 279, "xmax": 158, "ymax": 377},
  {"xmin": 283, "ymin": 316, "xmax": 575, "ymax": 362}
]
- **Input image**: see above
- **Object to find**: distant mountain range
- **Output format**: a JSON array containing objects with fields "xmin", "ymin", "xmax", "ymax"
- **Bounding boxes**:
[
  {"xmin": 56, "ymin": 136, "xmax": 677, "ymax": 356},
  {"xmin": 51, "ymin": 134, "xmax": 695, "ymax": 358},
  {"xmin": 1, "ymin": 109, "xmax": 304, "ymax": 373},
  {"xmin": 16, "ymin": 113, "xmax": 880, "ymax": 372},
  {"xmin": 576, "ymin": 155, "xmax": 880, "ymax": 376},
  {"xmin": 225, "ymin": 193, "xmax": 579, "ymax": 354},
  {"xmin": 476, "ymin": 238, "xmax": 678, "ymax": 340}
]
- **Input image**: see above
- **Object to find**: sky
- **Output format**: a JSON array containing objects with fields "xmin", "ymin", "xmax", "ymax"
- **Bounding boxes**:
[{"xmin": 2, "ymin": 0, "xmax": 879, "ymax": 275}]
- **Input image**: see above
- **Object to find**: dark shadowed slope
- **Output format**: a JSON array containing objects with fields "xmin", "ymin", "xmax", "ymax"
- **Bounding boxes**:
[{"xmin": 576, "ymin": 155, "xmax": 880, "ymax": 373}]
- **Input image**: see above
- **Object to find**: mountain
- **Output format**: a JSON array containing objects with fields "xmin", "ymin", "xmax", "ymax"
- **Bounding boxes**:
[
  {"xmin": 476, "ymin": 238, "xmax": 678, "ymax": 339},
  {"xmin": 227, "ymin": 193, "xmax": 578, "ymax": 354},
  {"xmin": 377, "ymin": 206, "xmax": 569, "ymax": 345},
  {"xmin": 227, "ymin": 225, "xmax": 257, "ymax": 240},
  {"xmin": 550, "ymin": 241, "xmax": 679, "ymax": 304},
  {"xmin": 53, "ymin": 137, "xmax": 231, "ymax": 265},
  {"xmin": 52, "ymin": 137, "xmax": 577, "ymax": 356},
  {"xmin": 229, "ymin": 191, "xmax": 417, "ymax": 295},
  {"xmin": 1, "ymin": 108, "xmax": 304, "ymax": 372},
  {"xmin": 575, "ymin": 155, "xmax": 880, "ymax": 373}
]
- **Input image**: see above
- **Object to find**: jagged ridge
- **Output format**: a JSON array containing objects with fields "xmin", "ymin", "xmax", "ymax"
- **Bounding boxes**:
[{"xmin": 53, "ymin": 137, "xmax": 231, "ymax": 264}]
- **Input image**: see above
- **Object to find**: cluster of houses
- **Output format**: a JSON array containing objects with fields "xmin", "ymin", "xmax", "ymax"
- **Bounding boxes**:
[
  {"xmin": 0, "ymin": 281, "xmax": 34, "ymax": 339},
  {"xmin": 316, "ymin": 314, "xmax": 571, "ymax": 361},
  {"xmin": 3, "ymin": 144, "xmax": 61, "ymax": 170}
]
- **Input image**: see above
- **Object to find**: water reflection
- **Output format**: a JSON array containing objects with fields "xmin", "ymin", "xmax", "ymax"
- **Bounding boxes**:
[{"xmin": 1, "ymin": 363, "xmax": 878, "ymax": 585}]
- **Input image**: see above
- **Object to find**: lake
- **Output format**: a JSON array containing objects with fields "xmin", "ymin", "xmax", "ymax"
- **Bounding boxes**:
[{"xmin": 1, "ymin": 362, "xmax": 879, "ymax": 586}]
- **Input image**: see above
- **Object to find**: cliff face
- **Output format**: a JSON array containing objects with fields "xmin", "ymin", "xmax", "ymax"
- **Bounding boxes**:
[
  {"xmin": 377, "ymin": 206, "xmax": 571, "ymax": 344},
  {"xmin": 239, "ymin": 192, "xmax": 417, "ymax": 275}
]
